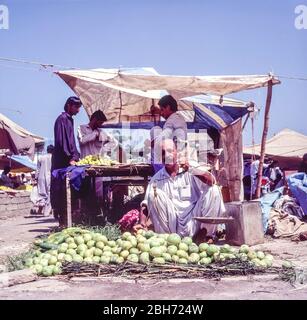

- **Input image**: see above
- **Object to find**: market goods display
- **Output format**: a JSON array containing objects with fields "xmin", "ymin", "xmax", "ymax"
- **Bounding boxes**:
[
  {"xmin": 76, "ymin": 155, "xmax": 118, "ymax": 166},
  {"xmin": 16, "ymin": 185, "xmax": 33, "ymax": 191},
  {"xmin": 0, "ymin": 186, "xmax": 14, "ymax": 191},
  {"xmin": 22, "ymin": 227, "xmax": 276, "ymax": 277}
]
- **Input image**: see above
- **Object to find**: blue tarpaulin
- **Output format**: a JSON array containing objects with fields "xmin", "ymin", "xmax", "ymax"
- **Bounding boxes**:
[
  {"xmin": 288, "ymin": 173, "xmax": 307, "ymax": 216},
  {"xmin": 102, "ymin": 103, "xmax": 248, "ymax": 131},
  {"xmin": 260, "ymin": 187, "xmax": 284, "ymax": 233},
  {"xmin": 9, "ymin": 155, "xmax": 37, "ymax": 171}
]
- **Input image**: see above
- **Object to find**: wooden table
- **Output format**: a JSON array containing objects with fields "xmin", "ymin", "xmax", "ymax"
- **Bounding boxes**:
[{"xmin": 65, "ymin": 164, "xmax": 154, "ymax": 227}]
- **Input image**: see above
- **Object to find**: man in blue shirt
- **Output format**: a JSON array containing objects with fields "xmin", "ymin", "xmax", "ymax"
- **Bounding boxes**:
[{"xmin": 51, "ymin": 96, "xmax": 82, "ymax": 227}]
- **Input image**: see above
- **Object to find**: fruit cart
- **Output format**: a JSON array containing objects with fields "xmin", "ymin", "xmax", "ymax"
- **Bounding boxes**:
[{"xmin": 65, "ymin": 163, "xmax": 154, "ymax": 227}]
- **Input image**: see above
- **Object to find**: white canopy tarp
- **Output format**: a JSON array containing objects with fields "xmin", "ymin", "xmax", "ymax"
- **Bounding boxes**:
[
  {"xmin": 56, "ymin": 67, "xmax": 259, "ymax": 122},
  {"xmin": 57, "ymin": 68, "xmax": 280, "ymax": 96},
  {"xmin": 244, "ymin": 128, "xmax": 307, "ymax": 158},
  {"xmin": 0, "ymin": 112, "xmax": 44, "ymax": 144}
]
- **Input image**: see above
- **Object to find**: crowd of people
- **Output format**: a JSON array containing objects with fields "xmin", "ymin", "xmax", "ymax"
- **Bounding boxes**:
[{"xmin": 0, "ymin": 166, "xmax": 33, "ymax": 189}]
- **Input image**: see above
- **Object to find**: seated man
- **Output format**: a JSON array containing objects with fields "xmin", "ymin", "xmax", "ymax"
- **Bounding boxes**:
[
  {"xmin": 140, "ymin": 139, "xmax": 225, "ymax": 241},
  {"xmin": 0, "ymin": 166, "xmax": 14, "ymax": 188}
]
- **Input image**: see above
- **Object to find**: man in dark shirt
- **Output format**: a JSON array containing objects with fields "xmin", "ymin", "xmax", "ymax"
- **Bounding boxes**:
[
  {"xmin": 51, "ymin": 96, "xmax": 82, "ymax": 227},
  {"xmin": 52, "ymin": 96, "xmax": 82, "ymax": 170}
]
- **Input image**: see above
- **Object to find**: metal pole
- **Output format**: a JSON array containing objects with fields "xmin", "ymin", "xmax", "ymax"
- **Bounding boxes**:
[{"xmin": 255, "ymin": 80, "xmax": 273, "ymax": 199}]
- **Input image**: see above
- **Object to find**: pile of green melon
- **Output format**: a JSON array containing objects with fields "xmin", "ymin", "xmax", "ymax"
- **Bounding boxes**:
[{"xmin": 24, "ymin": 228, "xmax": 274, "ymax": 277}]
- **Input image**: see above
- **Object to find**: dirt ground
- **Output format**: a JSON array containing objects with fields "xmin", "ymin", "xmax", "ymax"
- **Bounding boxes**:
[{"xmin": 0, "ymin": 214, "xmax": 307, "ymax": 300}]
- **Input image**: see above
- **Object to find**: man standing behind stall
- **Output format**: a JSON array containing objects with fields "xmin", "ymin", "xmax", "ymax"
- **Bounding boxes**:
[
  {"xmin": 152, "ymin": 95, "xmax": 188, "ymax": 168},
  {"xmin": 51, "ymin": 96, "xmax": 82, "ymax": 226},
  {"xmin": 158, "ymin": 95, "xmax": 187, "ymax": 143},
  {"xmin": 77, "ymin": 110, "xmax": 118, "ymax": 200},
  {"xmin": 77, "ymin": 110, "xmax": 117, "ymax": 158}
]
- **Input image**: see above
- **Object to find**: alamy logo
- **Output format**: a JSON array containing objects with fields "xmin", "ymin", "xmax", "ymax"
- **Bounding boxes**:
[
  {"xmin": 0, "ymin": 4, "xmax": 9, "ymax": 30},
  {"xmin": 295, "ymin": 4, "xmax": 307, "ymax": 29}
]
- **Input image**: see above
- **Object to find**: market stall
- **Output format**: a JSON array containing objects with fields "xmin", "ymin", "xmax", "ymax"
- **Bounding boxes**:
[
  {"xmin": 0, "ymin": 113, "xmax": 44, "ymax": 218},
  {"xmin": 64, "ymin": 163, "xmax": 155, "ymax": 226},
  {"xmin": 55, "ymin": 67, "xmax": 281, "ymax": 227},
  {"xmin": 0, "ymin": 112, "xmax": 44, "ymax": 160},
  {"xmin": 244, "ymin": 128, "xmax": 307, "ymax": 170}
]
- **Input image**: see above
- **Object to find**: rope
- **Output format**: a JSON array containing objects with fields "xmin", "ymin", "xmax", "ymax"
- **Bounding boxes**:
[
  {"xmin": 0, "ymin": 56, "xmax": 75, "ymax": 69},
  {"xmin": 277, "ymin": 75, "xmax": 307, "ymax": 81},
  {"xmin": 1, "ymin": 58, "xmax": 307, "ymax": 81}
]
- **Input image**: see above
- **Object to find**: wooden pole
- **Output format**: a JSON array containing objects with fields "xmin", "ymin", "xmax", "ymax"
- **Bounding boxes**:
[
  {"xmin": 118, "ymin": 90, "xmax": 123, "ymax": 163},
  {"xmin": 241, "ymin": 113, "xmax": 250, "ymax": 132},
  {"xmin": 255, "ymin": 80, "xmax": 273, "ymax": 199},
  {"xmin": 66, "ymin": 172, "xmax": 72, "ymax": 227},
  {"xmin": 118, "ymin": 90, "xmax": 123, "ymax": 122}
]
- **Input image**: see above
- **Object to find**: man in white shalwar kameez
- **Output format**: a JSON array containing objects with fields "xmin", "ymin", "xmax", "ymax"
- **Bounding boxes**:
[
  {"xmin": 78, "ymin": 110, "xmax": 118, "ymax": 197},
  {"xmin": 78, "ymin": 110, "xmax": 118, "ymax": 159},
  {"xmin": 141, "ymin": 139, "xmax": 225, "ymax": 239},
  {"xmin": 35, "ymin": 145, "xmax": 53, "ymax": 216},
  {"xmin": 151, "ymin": 95, "xmax": 188, "ymax": 170}
]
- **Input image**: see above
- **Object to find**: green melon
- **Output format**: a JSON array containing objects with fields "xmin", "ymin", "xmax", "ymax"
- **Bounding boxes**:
[
  {"xmin": 77, "ymin": 244, "xmax": 88, "ymax": 253},
  {"xmin": 257, "ymin": 251, "xmax": 265, "ymax": 260},
  {"xmin": 188, "ymin": 244, "xmax": 199, "ymax": 254},
  {"xmin": 92, "ymin": 256, "xmax": 100, "ymax": 263},
  {"xmin": 178, "ymin": 258, "xmax": 188, "ymax": 264},
  {"xmin": 220, "ymin": 244, "xmax": 231, "ymax": 253},
  {"xmin": 72, "ymin": 254, "xmax": 83, "ymax": 263},
  {"xmin": 127, "ymin": 254, "xmax": 139, "ymax": 263},
  {"xmin": 122, "ymin": 232, "xmax": 132, "ymax": 240},
  {"xmin": 177, "ymin": 250, "xmax": 189, "ymax": 259},
  {"xmin": 239, "ymin": 244, "xmax": 250, "ymax": 254},
  {"xmin": 188, "ymin": 253, "xmax": 200, "ymax": 264},
  {"xmin": 100, "ymin": 256, "xmax": 110, "ymax": 264},
  {"xmin": 150, "ymin": 246, "xmax": 163, "ymax": 258},
  {"xmin": 178, "ymin": 242, "xmax": 189, "ymax": 252},
  {"xmin": 167, "ymin": 234, "xmax": 181, "ymax": 246},
  {"xmin": 139, "ymin": 252, "xmax": 150, "ymax": 264},
  {"xmin": 121, "ymin": 241, "xmax": 133, "ymax": 250},
  {"xmin": 199, "ymin": 243, "xmax": 209, "ymax": 252},
  {"xmin": 182, "ymin": 237, "xmax": 193, "ymax": 246},
  {"xmin": 153, "ymin": 257, "xmax": 165, "ymax": 264},
  {"xmin": 94, "ymin": 248, "xmax": 103, "ymax": 257},
  {"xmin": 120, "ymin": 250, "xmax": 129, "ymax": 259},
  {"xmin": 206, "ymin": 245, "xmax": 219, "ymax": 257},
  {"xmin": 83, "ymin": 233, "xmax": 92, "ymax": 243},
  {"xmin": 129, "ymin": 248, "xmax": 140, "ymax": 255},
  {"xmin": 150, "ymin": 239, "xmax": 161, "ymax": 248},
  {"xmin": 138, "ymin": 243, "xmax": 151, "ymax": 252},
  {"xmin": 167, "ymin": 245, "xmax": 178, "ymax": 255},
  {"xmin": 199, "ymin": 257, "xmax": 212, "ymax": 265},
  {"xmin": 48, "ymin": 256, "xmax": 58, "ymax": 265},
  {"xmin": 162, "ymin": 252, "xmax": 172, "ymax": 262}
]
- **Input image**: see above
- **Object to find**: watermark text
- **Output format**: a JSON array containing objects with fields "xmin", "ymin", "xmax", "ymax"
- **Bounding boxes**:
[{"xmin": 295, "ymin": 4, "xmax": 307, "ymax": 29}]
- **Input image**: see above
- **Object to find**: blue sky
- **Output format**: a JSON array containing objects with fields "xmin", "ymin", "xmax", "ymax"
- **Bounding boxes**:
[{"xmin": 0, "ymin": 0, "xmax": 306, "ymax": 147}]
